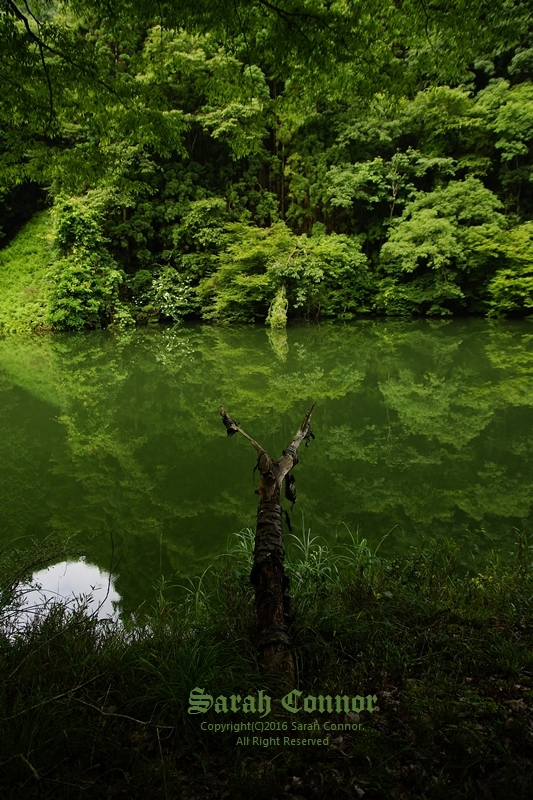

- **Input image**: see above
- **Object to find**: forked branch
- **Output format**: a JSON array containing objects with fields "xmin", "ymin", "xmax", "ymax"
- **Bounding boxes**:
[
  {"xmin": 219, "ymin": 402, "xmax": 316, "ymax": 679},
  {"xmin": 219, "ymin": 406, "xmax": 266, "ymax": 455}
]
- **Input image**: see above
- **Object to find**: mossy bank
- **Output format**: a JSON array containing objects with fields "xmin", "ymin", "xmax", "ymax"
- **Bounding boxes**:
[{"xmin": 0, "ymin": 212, "xmax": 54, "ymax": 333}]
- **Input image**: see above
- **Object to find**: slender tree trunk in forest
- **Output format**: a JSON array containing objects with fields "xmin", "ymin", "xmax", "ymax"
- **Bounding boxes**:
[{"xmin": 219, "ymin": 403, "xmax": 316, "ymax": 681}]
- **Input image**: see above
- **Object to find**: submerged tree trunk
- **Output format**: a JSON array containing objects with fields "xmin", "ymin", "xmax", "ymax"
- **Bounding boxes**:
[{"xmin": 219, "ymin": 403, "xmax": 316, "ymax": 681}]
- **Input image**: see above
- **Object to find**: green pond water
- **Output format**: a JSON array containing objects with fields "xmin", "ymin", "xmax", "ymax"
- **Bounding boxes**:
[{"xmin": 0, "ymin": 318, "xmax": 532, "ymax": 616}]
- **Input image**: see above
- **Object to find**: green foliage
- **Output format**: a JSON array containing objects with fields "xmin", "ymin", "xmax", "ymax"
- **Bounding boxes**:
[
  {"xmin": 327, "ymin": 149, "xmax": 457, "ymax": 219},
  {"xmin": 199, "ymin": 221, "xmax": 373, "ymax": 322},
  {"xmin": 49, "ymin": 196, "xmax": 131, "ymax": 330},
  {"xmin": 377, "ymin": 178, "xmax": 508, "ymax": 315},
  {"xmin": 49, "ymin": 248, "xmax": 128, "ymax": 330},
  {"xmin": 172, "ymin": 198, "xmax": 230, "ymax": 255},
  {"xmin": 196, "ymin": 222, "xmax": 280, "ymax": 322},
  {"xmin": 0, "ymin": 211, "xmax": 53, "ymax": 333},
  {"xmin": 477, "ymin": 80, "xmax": 533, "ymax": 163},
  {"xmin": 147, "ymin": 266, "xmax": 200, "ymax": 322},
  {"xmin": 266, "ymin": 284, "xmax": 288, "ymax": 328},
  {"xmin": 266, "ymin": 286, "xmax": 289, "ymax": 329},
  {"xmin": 487, "ymin": 222, "xmax": 533, "ymax": 316},
  {"xmin": 476, "ymin": 79, "xmax": 533, "ymax": 216},
  {"xmin": 2, "ymin": 2, "xmax": 533, "ymax": 322}
]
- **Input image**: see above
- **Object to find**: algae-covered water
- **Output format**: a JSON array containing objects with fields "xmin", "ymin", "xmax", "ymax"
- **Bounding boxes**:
[{"xmin": 0, "ymin": 319, "xmax": 531, "ymax": 615}]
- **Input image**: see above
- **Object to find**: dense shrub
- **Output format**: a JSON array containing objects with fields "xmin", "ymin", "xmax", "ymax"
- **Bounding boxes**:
[
  {"xmin": 198, "ymin": 222, "xmax": 374, "ymax": 322},
  {"xmin": 49, "ymin": 196, "xmax": 133, "ymax": 330},
  {"xmin": 377, "ymin": 178, "xmax": 508, "ymax": 315}
]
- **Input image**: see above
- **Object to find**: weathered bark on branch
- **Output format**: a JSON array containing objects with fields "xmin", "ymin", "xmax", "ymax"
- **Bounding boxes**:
[{"xmin": 220, "ymin": 403, "xmax": 315, "ymax": 681}]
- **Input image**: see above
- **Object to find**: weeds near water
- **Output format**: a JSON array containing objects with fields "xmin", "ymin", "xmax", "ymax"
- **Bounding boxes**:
[
  {"xmin": 176, "ymin": 566, "xmax": 215, "ymax": 614},
  {"xmin": 515, "ymin": 526, "xmax": 533, "ymax": 573},
  {"xmin": 1, "ymin": 526, "xmax": 533, "ymax": 798},
  {"xmin": 286, "ymin": 514, "xmax": 320, "ymax": 562},
  {"xmin": 224, "ymin": 526, "xmax": 255, "ymax": 568}
]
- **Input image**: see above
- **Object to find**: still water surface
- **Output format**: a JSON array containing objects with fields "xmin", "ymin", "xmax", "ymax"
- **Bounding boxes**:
[{"xmin": 0, "ymin": 319, "xmax": 532, "ymax": 616}]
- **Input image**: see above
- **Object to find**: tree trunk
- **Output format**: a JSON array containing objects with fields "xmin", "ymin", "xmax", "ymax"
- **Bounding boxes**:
[{"xmin": 219, "ymin": 403, "xmax": 316, "ymax": 681}]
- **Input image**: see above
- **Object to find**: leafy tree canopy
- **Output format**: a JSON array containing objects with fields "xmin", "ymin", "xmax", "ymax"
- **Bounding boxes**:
[{"xmin": 2, "ymin": 0, "xmax": 533, "ymax": 327}]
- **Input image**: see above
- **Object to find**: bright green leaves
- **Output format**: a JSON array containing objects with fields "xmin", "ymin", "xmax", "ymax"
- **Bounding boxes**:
[
  {"xmin": 147, "ymin": 267, "xmax": 200, "ymax": 323},
  {"xmin": 172, "ymin": 198, "xmax": 230, "ymax": 255},
  {"xmin": 0, "ymin": 211, "xmax": 53, "ymax": 333},
  {"xmin": 487, "ymin": 222, "xmax": 533, "ymax": 317},
  {"xmin": 327, "ymin": 149, "xmax": 457, "ymax": 221},
  {"xmin": 3, "ymin": 2, "xmax": 533, "ymax": 327},
  {"xmin": 198, "ymin": 222, "xmax": 289, "ymax": 322},
  {"xmin": 401, "ymin": 87, "xmax": 482, "ymax": 157},
  {"xmin": 477, "ymin": 80, "xmax": 533, "ymax": 162},
  {"xmin": 196, "ymin": 61, "xmax": 271, "ymax": 159},
  {"xmin": 377, "ymin": 178, "xmax": 508, "ymax": 315},
  {"xmin": 169, "ymin": 197, "xmax": 233, "ymax": 285},
  {"xmin": 328, "ymin": 158, "xmax": 390, "ymax": 210},
  {"xmin": 199, "ymin": 98, "xmax": 269, "ymax": 160},
  {"xmin": 137, "ymin": 28, "xmax": 271, "ymax": 160},
  {"xmin": 49, "ymin": 195, "xmax": 132, "ymax": 330},
  {"xmin": 53, "ymin": 195, "xmax": 109, "ymax": 253},
  {"xmin": 475, "ymin": 80, "xmax": 533, "ymax": 215},
  {"xmin": 266, "ymin": 284, "xmax": 288, "ymax": 328},
  {"xmin": 198, "ymin": 221, "xmax": 373, "ymax": 322},
  {"xmin": 381, "ymin": 209, "xmax": 463, "ymax": 275},
  {"xmin": 399, "ymin": 177, "xmax": 506, "ymax": 228},
  {"xmin": 48, "ymin": 247, "xmax": 127, "ymax": 330}
]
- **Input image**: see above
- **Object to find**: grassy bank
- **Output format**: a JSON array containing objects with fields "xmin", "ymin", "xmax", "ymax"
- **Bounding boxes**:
[
  {"xmin": 0, "ymin": 211, "xmax": 53, "ymax": 333},
  {"xmin": 1, "ymin": 530, "xmax": 533, "ymax": 799}
]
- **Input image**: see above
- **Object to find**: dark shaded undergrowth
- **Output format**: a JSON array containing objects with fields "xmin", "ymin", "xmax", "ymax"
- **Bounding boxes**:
[{"xmin": 1, "ymin": 529, "xmax": 533, "ymax": 799}]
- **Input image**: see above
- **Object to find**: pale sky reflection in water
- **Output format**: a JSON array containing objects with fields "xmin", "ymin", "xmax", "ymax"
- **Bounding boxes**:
[{"xmin": 19, "ymin": 559, "xmax": 120, "ymax": 624}]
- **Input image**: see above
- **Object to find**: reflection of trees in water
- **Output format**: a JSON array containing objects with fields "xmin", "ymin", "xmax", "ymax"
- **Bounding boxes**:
[
  {"xmin": 0, "ymin": 377, "xmax": 54, "ymax": 539},
  {"xmin": 0, "ymin": 319, "xmax": 531, "ymax": 610},
  {"xmin": 316, "ymin": 320, "xmax": 533, "ymax": 552},
  {"xmin": 266, "ymin": 326, "xmax": 289, "ymax": 362}
]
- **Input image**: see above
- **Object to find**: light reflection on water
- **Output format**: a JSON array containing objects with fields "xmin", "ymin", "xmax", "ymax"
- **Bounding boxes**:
[{"xmin": 17, "ymin": 559, "xmax": 121, "ymax": 627}]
